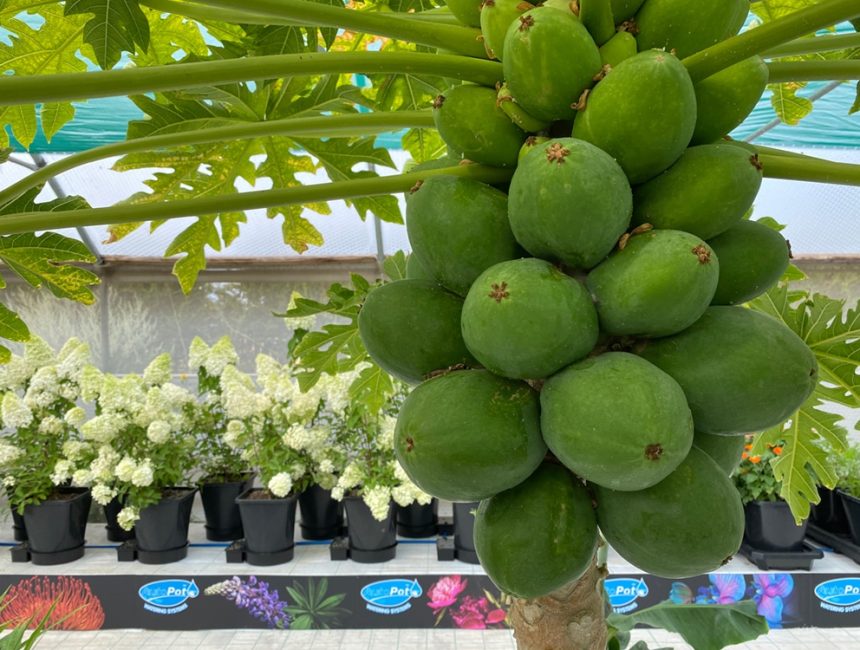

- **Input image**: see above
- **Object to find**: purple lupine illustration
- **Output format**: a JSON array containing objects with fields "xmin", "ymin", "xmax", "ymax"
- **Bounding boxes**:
[
  {"xmin": 751, "ymin": 574, "xmax": 794, "ymax": 628},
  {"xmin": 205, "ymin": 576, "xmax": 291, "ymax": 628}
]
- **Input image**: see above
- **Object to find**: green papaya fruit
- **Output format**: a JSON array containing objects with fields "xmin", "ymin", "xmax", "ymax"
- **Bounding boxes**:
[
  {"xmin": 632, "ymin": 144, "xmax": 764, "ymax": 240},
  {"xmin": 407, "ymin": 176, "xmax": 522, "ymax": 296},
  {"xmin": 708, "ymin": 220, "xmax": 790, "ymax": 306},
  {"xmin": 433, "ymin": 84, "xmax": 526, "ymax": 167},
  {"xmin": 579, "ymin": 0, "xmax": 616, "ymax": 45},
  {"xmin": 693, "ymin": 431, "xmax": 746, "ymax": 475},
  {"xmin": 518, "ymin": 135, "xmax": 550, "ymax": 162},
  {"xmin": 543, "ymin": 0, "xmax": 580, "ymax": 16},
  {"xmin": 611, "ymin": 0, "xmax": 646, "ymax": 22},
  {"xmin": 572, "ymin": 50, "xmax": 697, "ymax": 184},
  {"xmin": 692, "ymin": 57, "xmax": 769, "ymax": 145},
  {"xmin": 638, "ymin": 307, "xmax": 818, "ymax": 435},
  {"xmin": 600, "ymin": 31, "xmax": 638, "ymax": 68},
  {"xmin": 542, "ymin": 352, "xmax": 694, "ymax": 491},
  {"xmin": 461, "ymin": 258, "xmax": 599, "ymax": 379},
  {"xmin": 405, "ymin": 253, "xmax": 434, "ymax": 281},
  {"xmin": 480, "ymin": 0, "xmax": 533, "ymax": 60},
  {"xmin": 635, "ymin": 0, "xmax": 749, "ymax": 59},
  {"xmin": 586, "ymin": 230, "xmax": 719, "ymax": 337},
  {"xmin": 595, "ymin": 447, "xmax": 745, "ymax": 578},
  {"xmin": 358, "ymin": 280, "xmax": 477, "ymax": 384},
  {"xmin": 394, "ymin": 370, "xmax": 546, "ymax": 501},
  {"xmin": 503, "ymin": 8, "xmax": 603, "ymax": 122},
  {"xmin": 475, "ymin": 463, "xmax": 597, "ymax": 599},
  {"xmin": 447, "ymin": 0, "xmax": 483, "ymax": 27},
  {"xmin": 508, "ymin": 138, "xmax": 632, "ymax": 269}
]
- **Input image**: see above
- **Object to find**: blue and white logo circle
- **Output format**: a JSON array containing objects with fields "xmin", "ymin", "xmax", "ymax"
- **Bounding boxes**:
[
  {"xmin": 360, "ymin": 579, "xmax": 423, "ymax": 615},
  {"xmin": 605, "ymin": 578, "xmax": 649, "ymax": 613},
  {"xmin": 814, "ymin": 578, "xmax": 860, "ymax": 613},
  {"xmin": 139, "ymin": 579, "xmax": 199, "ymax": 615}
]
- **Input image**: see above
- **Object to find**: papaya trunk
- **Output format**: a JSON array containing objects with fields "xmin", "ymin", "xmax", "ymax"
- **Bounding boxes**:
[{"xmin": 509, "ymin": 558, "xmax": 608, "ymax": 650}]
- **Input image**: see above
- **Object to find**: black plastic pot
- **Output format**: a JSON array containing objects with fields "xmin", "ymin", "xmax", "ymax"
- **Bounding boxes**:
[
  {"xmin": 201, "ymin": 475, "xmax": 253, "ymax": 541},
  {"xmin": 397, "ymin": 499, "xmax": 439, "ymax": 538},
  {"xmin": 839, "ymin": 489, "xmax": 860, "ymax": 545},
  {"xmin": 453, "ymin": 501, "xmax": 479, "ymax": 554},
  {"xmin": 298, "ymin": 484, "xmax": 344, "ymax": 540},
  {"xmin": 103, "ymin": 496, "xmax": 135, "ymax": 542},
  {"xmin": 344, "ymin": 496, "xmax": 396, "ymax": 553},
  {"xmin": 11, "ymin": 508, "xmax": 27, "ymax": 542},
  {"xmin": 134, "ymin": 488, "xmax": 196, "ymax": 553},
  {"xmin": 236, "ymin": 488, "xmax": 298, "ymax": 555},
  {"xmin": 23, "ymin": 487, "xmax": 91, "ymax": 555},
  {"xmin": 811, "ymin": 486, "xmax": 850, "ymax": 535},
  {"xmin": 744, "ymin": 500, "xmax": 807, "ymax": 552}
]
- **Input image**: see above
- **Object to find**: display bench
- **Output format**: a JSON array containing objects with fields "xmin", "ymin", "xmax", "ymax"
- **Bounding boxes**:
[{"xmin": 3, "ymin": 519, "xmax": 860, "ymax": 632}]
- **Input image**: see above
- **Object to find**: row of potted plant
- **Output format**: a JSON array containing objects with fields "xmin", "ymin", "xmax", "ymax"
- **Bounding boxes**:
[
  {"xmin": 0, "ymin": 334, "xmax": 432, "ymax": 563},
  {"xmin": 810, "ymin": 442, "xmax": 860, "ymax": 544}
]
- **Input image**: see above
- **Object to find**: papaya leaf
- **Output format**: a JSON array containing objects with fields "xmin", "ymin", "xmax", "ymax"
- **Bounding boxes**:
[
  {"xmin": 769, "ymin": 82, "xmax": 813, "ymax": 125},
  {"xmin": 348, "ymin": 364, "xmax": 393, "ymax": 416},
  {"xmin": 851, "ymin": 81, "xmax": 859, "ymax": 115},
  {"xmin": 0, "ymin": 302, "xmax": 30, "ymax": 362},
  {"xmin": 163, "ymin": 216, "xmax": 222, "ymax": 295},
  {"xmin": 608, "ymin": 600, "xmax": 768, "ymax": 650},
  {"xmin": 292, "ymin": 323, "xmax": 366, "ymax": 391},
  {"xmin": 383, "ymin": 250, "xmax": 408, "ymax": 281},
  {"xmin": 132, "ymin": 8, "xmax": 209, "ymax": 67},
  {"xmin": 65, "ymin": 0, "xmax": 150, "ymax": 69}
]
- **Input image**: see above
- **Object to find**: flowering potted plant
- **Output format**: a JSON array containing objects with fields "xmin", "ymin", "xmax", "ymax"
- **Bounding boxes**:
[
  {"xmin": 78, "ymin": 354, "xmax": 197, "ymax": 561},
  {"xmin": 811, "ymin": 442, "xmax": 859, "ymax": 536},
  {"xmin": 0, "ymin": 336, "xmax": 93, "ymax": 562},
  {"xmin": 734, "ymin": 440, "xmax": 807, "ymax": 551},
  {"xmin": 188, "ymin": 336, "xmax": 254, "ymax": 541},
  {"xmin": 222, "ymin": 362, "xmax": 311, "ymax": 565}
]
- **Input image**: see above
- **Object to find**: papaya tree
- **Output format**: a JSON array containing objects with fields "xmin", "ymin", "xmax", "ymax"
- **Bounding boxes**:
[{"xmin": 1, "ymin": 1, "xmax": 860, "ymax": 648}]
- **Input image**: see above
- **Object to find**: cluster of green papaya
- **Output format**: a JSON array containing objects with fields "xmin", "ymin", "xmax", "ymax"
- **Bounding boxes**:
[{"xmin": 357, "ymin": 0, "xmax": 819, "ymax": 599}]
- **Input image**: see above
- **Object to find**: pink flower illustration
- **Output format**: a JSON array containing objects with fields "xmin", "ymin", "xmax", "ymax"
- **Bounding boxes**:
[
  {"xmin": 451, "ymin": 596, "xmax": 490, "ymax": 629},
  {"xmin": 486, "ymin": 608, "xmax": 507, "ymax": 625},
  {"xmin": 427, "ymin": 575, "xmax": 468, "ymax": 611}
]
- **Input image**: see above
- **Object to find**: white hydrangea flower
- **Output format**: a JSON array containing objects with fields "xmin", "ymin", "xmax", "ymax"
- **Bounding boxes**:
[
  {"xmin": 2, "ymin": 392, "xmax": 33, "ymax": 429},
  {"xmin": 99, "ymin": 374, "xmax": 146, "ymax": 415},
  {"xmin": 267, "ymin": 471, "xmax": 293, "ymax": 498},
  {"xmin": 255, "ymin": 354, "xmax": 282, "ymax": 389},
  {"xmin": 23, "ymin": 336, "xmax": 55, "ymax": 371},
  {"xmin": 72, "ymin": 468, "xmax": 93, "ymax": 487},
  {"xmin": 51, "ymin": 459, "xmax": 73, "ymax": 484},
  {"xmin": 114, "ymin": 455, "xmax": 138, "ymax": 482},
  {"xmin": 223, "ymin": 420, "xmax": 245, "ymax": 450},
  {"xmin": 62, "ymin": 440, "xmax": 89, "ymax": 462},
  {"xmin": 338, "ymin": 461, "xmax": 364, "ymax": 491},
  {"xmin": 283, "ymin": 291, "xmax": 317, "ymax": 331},
  {"xmin": 143, "ymin": 353, "xmax": 173, "ymax": 386},
  {"xmin": 146, "ymin": 420, "xmax": 171, "ymax": 444},
  {"xmin": 81, "ymin": 413, "xmax": 124, "ymax": 444},
  {"xmin": 91, "ymin": 483, "xmax": 117, "ymax": 506},
  {"xmin": 78, "ymin": 365, "xmax": 104, "ymax": 402},
  {"xmin": 117, "ymin": 506, "xmax": 139, "ymax": 531},
  {"xmin": 24, "ymin": 366, "xmax": 60, "ymax": 410},
  {"xmin": 131, "ymin": 459, "xmax": 154, "ymax": 487},
  {"xmin": 57, "ymin": 382, "xmax": 79, "ymax": 402},
  {"xmin": 330, "ymin": 486, "xmax": 345, "ymax": 501},
  {"xmin": 3, "ymin": 475, "xmax": 15, "ymax": 488},
  {"xmin": 64, "ymin": 407, "xmax": 87, "ymax": 427},
  {"xmin": 188, "ymin": 336, "xmax": 210, "ymax": 371},
  {"xmin": 363, "ymin": 485, "xmax": 392, "ymax": 521},
  {"xmin": 205, "ymin": 336, "xmax": 238, "ymax": 377},
  {"xmin": 90, "ymin": 446, "xmax": 120, "ymax": 482},
  {"xmin": 290, "ymin": 384, "xmax": 323, "ymax": 419},
  {"xmin": 282, "ymin": 424, "xmax": 327, "ymax": 452},
  {"xmin": 220, "ymin": 366, "xmax": 267, "ymax": 419},
  {"xmin": 318, "ymin": 458, "xmax": 335, "ymax": 475},
  {"xmin": 317, "ymin": 373, "xmax": 351, "ymax": 416},
  {"xmin": 0, "ymin": 356, "xmax": 30, "ymax": 392},
  {"xmin": 289, "ymin": 463, "xmax": 306, "ymax": 480},
  {"xmin": 56, "ymin": 338, "xmax": 90, "ymax": 381},
  {"xmin": 160, "ymin": 383, "xmax": 194, "ymax": 407},
  {"xmin": 38, "ymin": 415, "xmax": 64, "ymax": 436},
  {"xmin": 0, "ymin": 440, "xmax": 23, "ymax": 466},
  {"xmin": 378, "ymin": 415, "xmax": 397, "ymax": 450}
]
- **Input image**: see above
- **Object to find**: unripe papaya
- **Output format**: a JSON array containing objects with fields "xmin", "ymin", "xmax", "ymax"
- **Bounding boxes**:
[
  {"xmin": 572, "ymin": 50, "xmax": 697, "ymax": 184},
  {"xmin": 693, "ymin": 431, "xmax": 746, "ymax": 475},
  {"xmin": 692, "ymin": 57, "xmax": 769, "ymax": 145},
  {"xmin": 497, "ymin": 83, "xmax": 552, "ymax": 133},
  {"xmin": 433, "ymin": 84, "xmax": 526, "ymax": 167},
  {"xmin": 480, "ymin": 0, "xmax": 534, "ymax": 60},
  {"xmin": 632, "ymin": 144, "xmax": 763, "ymax": 240},
  {"xmin": 447, "ymin": 0, "xmax": 482, "ymax": 27},
  {"xmin": 518, "ymin": 135, "xmax": 550, "ymax": 162},
  {"xmin": 358, "ymin": 280, "xmax": 477, "ymax": 384},
  {"xmin": 542, "ymin": 353, "xmax": 694, "ymax": 491},
  {"xmin": 461, "ymin": 258, "xmax": 599, "ymax": 379},
  {"xmin": 586, "ymin": 230, "xmax": 719, "ymax": 337},
  {"xmin": 475, "ymin": 463, "xmax": 597, "ymax": 599},
  {"xmin": 708, "ymin": 220, "xmax": 790, "ymax": 306},
  {"xmin": 394, "ymin": 370, "xmax": 546, "ymax": 501},
  {"xmin": 611, "ymin": 0, "xmax": 646, "ymax": 22},
  {"xmin": 407, "ymin": 176, "xmax": 522, "ymax": 296},
  {"xmin": 599, "ymin": 31, "xmax": 637, "ymax": 68},
  {"xmin": 638, "ymin": 307, "xmax": 818, "ymax": 435},
  {"xmin": 405, "ymin": 254, "xmax": 434, "ymax": 281},
  {"xmin": 635, "ymin": 0, "xmax": 749, "ymax": 59},
  {"xmin": 508, "ymin": 138, "xmax": 632, "ymax": 269},
  {"xmin": 595, "ymin": 447, "xmax": 744, "ymax": 578},
  {"xmin": 503, "ymin": 8, "xmax": 603, "ymax": 122}
]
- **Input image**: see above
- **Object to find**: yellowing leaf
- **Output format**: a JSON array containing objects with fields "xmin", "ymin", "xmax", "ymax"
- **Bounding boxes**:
[
  {"xmin": 769, "ymin": 82, "xmax": 813, "ymax": 125},
  {"xmin": 164, "ymin": 216, "xmax": 221, "ymax": 294}
]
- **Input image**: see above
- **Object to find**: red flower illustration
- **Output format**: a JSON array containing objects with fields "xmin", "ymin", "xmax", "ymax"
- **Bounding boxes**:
[
  {"xmin": 427, "ymin": 575, "xmax": 468, "ymax": 611},
  {"xmin": 451, "ymin": 596, "xmax": 491, "ymax": 629},
  {"xmin": 0, "ymin": 576, "xmax": 105, "ymax": 630}
]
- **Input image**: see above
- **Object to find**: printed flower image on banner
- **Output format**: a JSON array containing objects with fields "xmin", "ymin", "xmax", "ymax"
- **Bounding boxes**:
[
  {"xmin": 0, "ymin": 576, "xmax": 104, "ymax": 630},
  {"xmin": 204, "ymin": 576, "xmax": 290, "ymax": 629},
  {"xmin": 426, "ymin": 575, "xmax": 508, "ymax": 629},
  {"xmin": 752, "ymin": 574, "xmax": 795, "ymax": 629}
]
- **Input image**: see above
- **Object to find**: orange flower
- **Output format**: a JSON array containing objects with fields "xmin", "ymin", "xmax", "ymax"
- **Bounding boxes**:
[
  {"xmin": 744, "ymin": 444, "xmax": 753, "ymax": 451},
  {"xmin": 742, "ymin": 452, "xmax": 749, "ymax": 460},
  {"xmin": 772, "ymin": 447, "xmax": 783, "ymax": 455},
  {"xmin": 750, "ymin": 455, "xmax": 762, "ymax": 464}
]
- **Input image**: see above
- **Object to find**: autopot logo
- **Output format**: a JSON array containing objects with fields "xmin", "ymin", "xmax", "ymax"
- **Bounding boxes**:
[
  {"xmin": 604, "ymin": 578, "xmax": 649, "ymax": 614},
  {"xmin": 360, "ymin": 578, "xmax": 423, "ymax": 615},
  {"xmin": 138, "ymin": 579, "xmax": 200, "ymax": 615},
  {"xmin": 814, "ymin": 578, "xmax": 860, "ymax": 613}
]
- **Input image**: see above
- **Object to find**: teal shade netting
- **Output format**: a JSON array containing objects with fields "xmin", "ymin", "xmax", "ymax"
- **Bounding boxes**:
[{"xmin": 4, "ymin": 18, "xmax": 859, "ymax": 153}]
